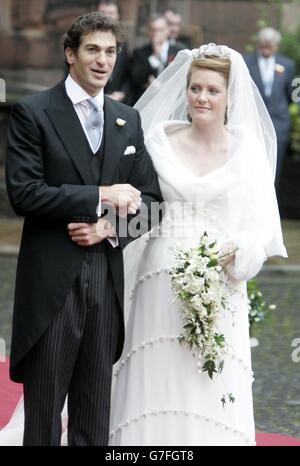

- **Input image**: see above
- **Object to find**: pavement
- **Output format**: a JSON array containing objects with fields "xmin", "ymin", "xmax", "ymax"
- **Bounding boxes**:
[{"xmin": 0, "ymin": 217, "xmax": 299, "ymax": 438}]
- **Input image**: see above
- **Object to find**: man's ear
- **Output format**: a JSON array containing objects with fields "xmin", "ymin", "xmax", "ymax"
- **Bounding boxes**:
[{"xmin": 65, "ymin": 47, "xmax": 75, "ymax": 66}]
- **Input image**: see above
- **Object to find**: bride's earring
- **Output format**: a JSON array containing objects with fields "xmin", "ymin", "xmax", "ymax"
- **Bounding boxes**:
[{"xmin": 224, "ymin": 107, "xmax": 228, "ymax": 125}]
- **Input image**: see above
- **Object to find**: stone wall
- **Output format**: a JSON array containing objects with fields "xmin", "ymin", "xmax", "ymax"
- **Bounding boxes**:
[{"xmin": 190, "ymin": 0, "xmax": 281, "ymax": 51}]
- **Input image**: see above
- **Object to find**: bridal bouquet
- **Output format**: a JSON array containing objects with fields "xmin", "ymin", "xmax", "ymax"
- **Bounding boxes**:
[{"xmin": 169, "ymin": 232, "xmax": 236, "ymax": 405}]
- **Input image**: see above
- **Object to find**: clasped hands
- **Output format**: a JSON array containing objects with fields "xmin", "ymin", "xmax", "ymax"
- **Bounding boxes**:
[{"xmin": 68, "ymin": 183, "xmax": 141, "ymax": 247}]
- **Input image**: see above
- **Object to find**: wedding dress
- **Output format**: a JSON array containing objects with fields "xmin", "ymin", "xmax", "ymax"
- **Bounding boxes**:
[{"xmin": 108, "ymin": 120, "xmax": 286, "ymax": 446}]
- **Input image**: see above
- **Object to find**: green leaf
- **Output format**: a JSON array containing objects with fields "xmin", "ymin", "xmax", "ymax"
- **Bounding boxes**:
[
  {"xmin": 208, "ymin": 259, "xmax": 218, "ymax": 267},
  {"xmin": 202, "ymin": 360, "xmax": 217, "ymax": 379}
]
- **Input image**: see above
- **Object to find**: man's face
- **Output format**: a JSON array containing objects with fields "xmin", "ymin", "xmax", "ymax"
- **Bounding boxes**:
[
  {"xmin": 148, "ymin": 18, "xmax": 169, "ymax": 44},
  {"xmin": 164, "ymin": 11, "xmax": 182, "ymax": 39},
  {"xmin": 259, "ymin": 41, "xmax": 278, "ymax": 58},
  {"xmin": 65, "ymin": 30, "xmax": 117, "ymax": 96},
  {"xmin": 97, "ymin": 3, "xmax": 119, "ymax": 21}
]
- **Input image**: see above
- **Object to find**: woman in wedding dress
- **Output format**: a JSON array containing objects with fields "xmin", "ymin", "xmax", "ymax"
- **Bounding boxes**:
[
  {"xmin": 108, "ymin": 44, "xmax": 287, "ymax": 446},
  {"xmin": 0, "ymin": 44, "xmax": 287, "ymax": 446}
]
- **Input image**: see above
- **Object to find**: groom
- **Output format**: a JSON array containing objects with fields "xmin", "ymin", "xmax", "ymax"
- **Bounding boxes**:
[{"xmin": 5, "ymin": 12, "xmax": 162, "ymax": 446}]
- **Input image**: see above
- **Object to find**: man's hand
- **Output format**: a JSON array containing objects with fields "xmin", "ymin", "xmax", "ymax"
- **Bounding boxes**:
[
  {"xmin": 107, "ymin": 91, "xmax": 126, "ymax": 102},
  {"xmin": 67, "ymin": 218, "xmax": 116, "ymax": 247},
  {"xmin": 152, "ymin": 41, "xmax": 163, "ymax": 58},
  {"xmin": 147, "ymin": 75, "xmax": 156, "ymax": 87},
  {"xmin": 100, "ymin": 184, "xmax": 142, "ymax": 218}
]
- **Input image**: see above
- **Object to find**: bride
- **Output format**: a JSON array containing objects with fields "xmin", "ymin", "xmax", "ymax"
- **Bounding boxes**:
[
  {"xmin": 108, "ymin": 44, "xmax": 287, "ymax": 446},
  {"xmin": 0, "ymin": 44, "xmax": 287, "ymax": 446}
]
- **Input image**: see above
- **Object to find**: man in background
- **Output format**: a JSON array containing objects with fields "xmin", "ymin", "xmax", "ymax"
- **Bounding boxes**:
[
  {"xmin": 163, "ymin": 8, "xmax": 190, "ymax": 49},
  {"xmin": 244, "ymin": 27, "xmax": 296, "ymax": 190},
  {"xmin": 97, "ymin": 0, "xmax": 132, "ymax": 103},
  {"xmin": 130, "ymin": 14, "xmax": 182, "ymax": 104}
]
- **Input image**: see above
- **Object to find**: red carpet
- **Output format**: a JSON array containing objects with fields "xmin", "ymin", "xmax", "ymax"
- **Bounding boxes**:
[
  {"xmin": 1, "ymin": 358, "xmax": 300, "ymax": 445},
  {"xmin": 256, "ymin": 431, "xmax": 300, "ymax": 446},
  {"xmin": 0, "ymin": 358, "xmax": 22, "ymax": 429}
]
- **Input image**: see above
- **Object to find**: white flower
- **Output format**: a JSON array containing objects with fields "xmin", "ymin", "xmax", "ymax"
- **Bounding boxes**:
[
  {"xmin": 190, "ymin": 296, "xmax": 207, "ymax": 315},
  {"xmin": 201, "ymin": 292, "xmax": 212, "ymax": 305},
  {"xmin": 116, "ymin": 118, "xmax": 126, "ymax": 127},
  {"xmin": 184, "ymin": 277, "xmax": 205, "ymax": 294},
  {"xmin": 186, "ymin": 256, "xmax": 207, "ymax": 274},
  {"xmin": 204, "ymin": 269, "xmax": 219, "ymax": 282}
]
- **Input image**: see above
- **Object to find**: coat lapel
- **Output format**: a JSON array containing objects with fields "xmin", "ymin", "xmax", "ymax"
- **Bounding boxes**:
[
  {"xmin": 252, "ymin": 54, "xmax": 266, "ymax": 98},
  {"xmin": 100, "ymin": 96, "xmax": 126, "ymax": 186},
  {"xmin": 270, "ymin": 55, "xmax": 282, "ymax": 100},
  {"xmin": 167, "ymin": 45, "xmax": 179, "ymax": 66},
  {"xmin": 45, "ymin": 82, "xmax": 93, "ymax": 185}
]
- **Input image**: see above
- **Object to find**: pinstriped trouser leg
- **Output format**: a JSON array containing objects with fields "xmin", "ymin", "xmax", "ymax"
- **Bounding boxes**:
[
  {"xmin": 67, "ymin": 253, "xmax": 121, "ymax": 446},
  {"xmin": 22, "ymin": 252, "xmax": 121, "ymax": 446}
]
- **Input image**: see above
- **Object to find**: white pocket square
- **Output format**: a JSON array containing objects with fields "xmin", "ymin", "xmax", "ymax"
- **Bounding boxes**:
[{"xmin": 123, "ymin": 145, "xmax": 136, "ymax": 155}]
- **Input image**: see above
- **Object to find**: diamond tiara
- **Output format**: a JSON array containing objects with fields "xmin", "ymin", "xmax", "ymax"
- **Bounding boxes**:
[{"xmin": 192, "ymin": 43, "xmax": 231, "ymax": 60}]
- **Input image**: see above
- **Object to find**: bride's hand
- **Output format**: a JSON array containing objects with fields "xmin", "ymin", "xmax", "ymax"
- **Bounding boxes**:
[
  {"xmin": 219, "ymin": 254, "xmax": 235, "ymax": 268},
  {"xmin": 219, "ymin": 242, "xmax": 237, "ymax": 268}
]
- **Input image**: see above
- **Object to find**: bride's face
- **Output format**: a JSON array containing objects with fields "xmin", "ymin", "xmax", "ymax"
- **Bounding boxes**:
[{"xmin": 187, "ymin": 69, "xmax": 228, "ymax": 126}]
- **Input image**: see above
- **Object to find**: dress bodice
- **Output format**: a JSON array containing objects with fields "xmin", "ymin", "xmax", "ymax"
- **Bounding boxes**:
[
  {"xmin": 140, "ymin": 119, "xmax": 286, "ymax": 282},
  {"xmin": 145, "ymin": 121, "xmax": 236, "ymax": 241}
]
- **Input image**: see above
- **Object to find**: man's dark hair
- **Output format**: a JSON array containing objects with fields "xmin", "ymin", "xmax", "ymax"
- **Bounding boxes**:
[
  {"xmin": 97, "ymin": 0, "xmax": 118, "ymax": 7},
  {"xmin": 63, "ymin": 11, "xmax": 125, "ymax": 65},
  {"xmin": 147, "ymin": 13, "xmax": 168, "ymax": 25}
]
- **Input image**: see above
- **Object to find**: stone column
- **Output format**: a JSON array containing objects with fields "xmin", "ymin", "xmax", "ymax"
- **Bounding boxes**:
[
  {"xmin": 0, "ymin": 0, "xmax": 12, "ymax": 31},
  {"xmin": 282, "ymin": 0, "xmax": 300, "ymax": 33},
  {"xmin": 119, "ymin": 0, "xmax": 139, "ymax": 49},
  {"xmin": 11, "ymin": 0, "xmax": 47, "ymax": 29}
]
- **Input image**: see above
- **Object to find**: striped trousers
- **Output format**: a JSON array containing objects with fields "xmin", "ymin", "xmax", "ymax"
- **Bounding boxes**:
[{"xmin": 22, "ymin": 252, "xmax": 121, "ymax": 446}]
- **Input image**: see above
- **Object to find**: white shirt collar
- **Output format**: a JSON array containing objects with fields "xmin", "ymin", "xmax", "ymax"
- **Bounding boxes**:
[
  {"xmin": 258, "ymin": 52, "xmax": 275, "ymax": 63},
  {"xmin": 65, "ymin": 74, "xmax": 104, "ymax": 108},
  {"xmin": 160, "ymin": 40, "xmax": 170, "ymax": 63}
]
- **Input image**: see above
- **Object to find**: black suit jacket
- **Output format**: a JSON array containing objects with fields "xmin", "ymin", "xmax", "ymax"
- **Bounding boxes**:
[
  {"xmin": 104, "ymin": 42, "xmax": 132, "ymax": 104},
  {"xmin": 5, "ymin": 81, "xmax": 163, "ymax": 382},
  {"xmin": 131, "ymin": 43, "xmax": 182, "ymax": 104}
]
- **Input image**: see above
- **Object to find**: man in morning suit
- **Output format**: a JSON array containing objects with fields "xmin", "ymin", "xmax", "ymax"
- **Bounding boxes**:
[
  {"xmin": 244, "ymin": 27, "xmax": 296, "ymax": 190},
  {"xmin": 5, "ymin": 12, "xmax": 162, "ymax": 446}
]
